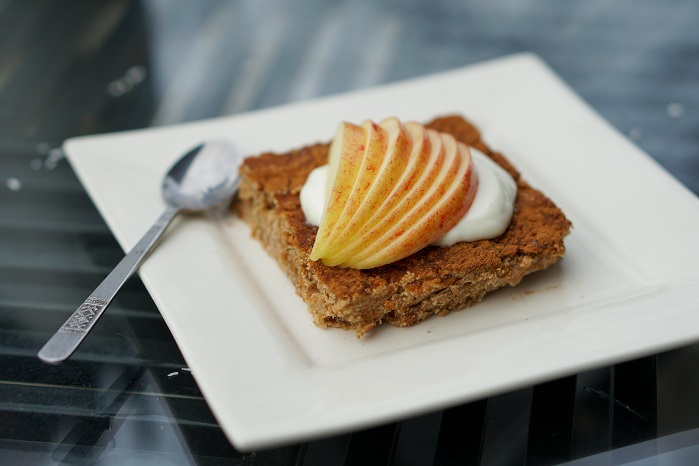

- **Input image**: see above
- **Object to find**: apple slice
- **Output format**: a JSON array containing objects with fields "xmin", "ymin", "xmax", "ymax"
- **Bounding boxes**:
[
  {"xmin": 311, "ymin": 119, "xmax": 478, "ymax": 269},
  {"xmin": 310, "ymin": 120, "xmax": 389, "ymax": 260},
  {"xmin": 319, "ymin": 117, "xmax": 413, "ymax": 262},
  {"xmin": 348, "ymin": 133, "xmax": 478, "ymax": 269},
  {"xmin": 310, "ymin": 121, "xmax": 368, "ymax": 259},
  {"xmin": 322, "ymin": 121, "xmax": 437, "ymax": 266}
]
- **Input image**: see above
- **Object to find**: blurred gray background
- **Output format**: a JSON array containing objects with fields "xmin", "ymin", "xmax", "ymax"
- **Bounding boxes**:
[{"xmin": 142, "ymin": 0, "xmax": 697, "ymax": 190}]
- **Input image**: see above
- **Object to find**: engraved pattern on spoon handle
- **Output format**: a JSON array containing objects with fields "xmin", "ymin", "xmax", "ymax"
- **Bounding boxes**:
[{"xmin": 38, "ymin": 206, "xmax": 181, "ymax": 363}]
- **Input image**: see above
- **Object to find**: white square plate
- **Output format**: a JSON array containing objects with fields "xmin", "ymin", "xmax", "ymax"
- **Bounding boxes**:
[{"xmin": 64, "ymin": 53, "xmax": 699, "ymax": 450}]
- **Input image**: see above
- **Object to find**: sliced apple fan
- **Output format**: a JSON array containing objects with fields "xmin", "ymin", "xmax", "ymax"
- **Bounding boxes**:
[{"xmin": 310, "ymin": 118, "xmax": 478, "ymax": 269}]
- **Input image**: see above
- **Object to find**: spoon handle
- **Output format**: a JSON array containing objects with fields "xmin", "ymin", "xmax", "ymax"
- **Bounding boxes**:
[{"xmin": 38, "ymin": 206, "xmax": 181, "ymax": 364}]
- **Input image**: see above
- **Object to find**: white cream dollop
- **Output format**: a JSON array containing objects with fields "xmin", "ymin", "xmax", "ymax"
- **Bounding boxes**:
[{"xmin": 300, "ymin": 148, "xmax": 516, "ymax": 245}]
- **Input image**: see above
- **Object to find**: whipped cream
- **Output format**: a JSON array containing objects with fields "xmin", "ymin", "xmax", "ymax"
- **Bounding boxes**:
[{"xmin": 300, "ymin": 148, "xmax": 516, "ymax": 246}]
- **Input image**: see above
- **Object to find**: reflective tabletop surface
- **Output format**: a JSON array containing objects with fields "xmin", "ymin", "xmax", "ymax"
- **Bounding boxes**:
[{"xmin": 1, "ymin": 1, "xmax": 698, "ymax": 465}]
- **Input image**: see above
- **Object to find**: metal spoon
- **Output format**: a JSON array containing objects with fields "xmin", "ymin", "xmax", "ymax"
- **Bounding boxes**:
[{"xmin": 38, "ymin": 140, "xmax": 241, "ymax": 364}]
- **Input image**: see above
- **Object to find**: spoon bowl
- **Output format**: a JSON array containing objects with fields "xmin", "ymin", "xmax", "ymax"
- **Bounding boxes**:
[
  {"xmin": 163, "ymin": 140, "xmax": 241, "ymax": 211},
  {"xmin": 38, "ymin": 140, "xmax": 241, "ymax": 364}
]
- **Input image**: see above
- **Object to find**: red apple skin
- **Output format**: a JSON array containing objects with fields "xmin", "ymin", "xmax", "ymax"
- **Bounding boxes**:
[
  {"xmin": 347, "ymin": 134, "xmax": 478, "ymax": 269},
  {"xmin": 351, "ymin": 143, "xmax": 478, "ymax": 269},
  {"xmin": 311, "ymin": 120, "xmax": 388, "ymax": 260},
  {"xmin": 310, "ymin": 121, "xmax": 368, "ymax": 260},
  {"xmin": 323, "ymin": 122, "xmax": 439, "ymax": 266},
  {"xmin": 320, "ymin": 118, "xmax": 411, "ymax": 260},
  {"xmin": 312, "ymin": 119, "xmax": 479, "ymax": 269}
]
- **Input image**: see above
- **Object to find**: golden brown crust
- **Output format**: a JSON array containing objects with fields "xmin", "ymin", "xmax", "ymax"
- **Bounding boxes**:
[{"xmin": 234, "ymin": 115, "xmax": 572, "ymax": 337}]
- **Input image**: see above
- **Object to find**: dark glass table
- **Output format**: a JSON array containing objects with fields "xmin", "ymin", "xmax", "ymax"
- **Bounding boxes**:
[{"xmin": 1, "ymin": 1, "xmax": 698, "ymax": 464}]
